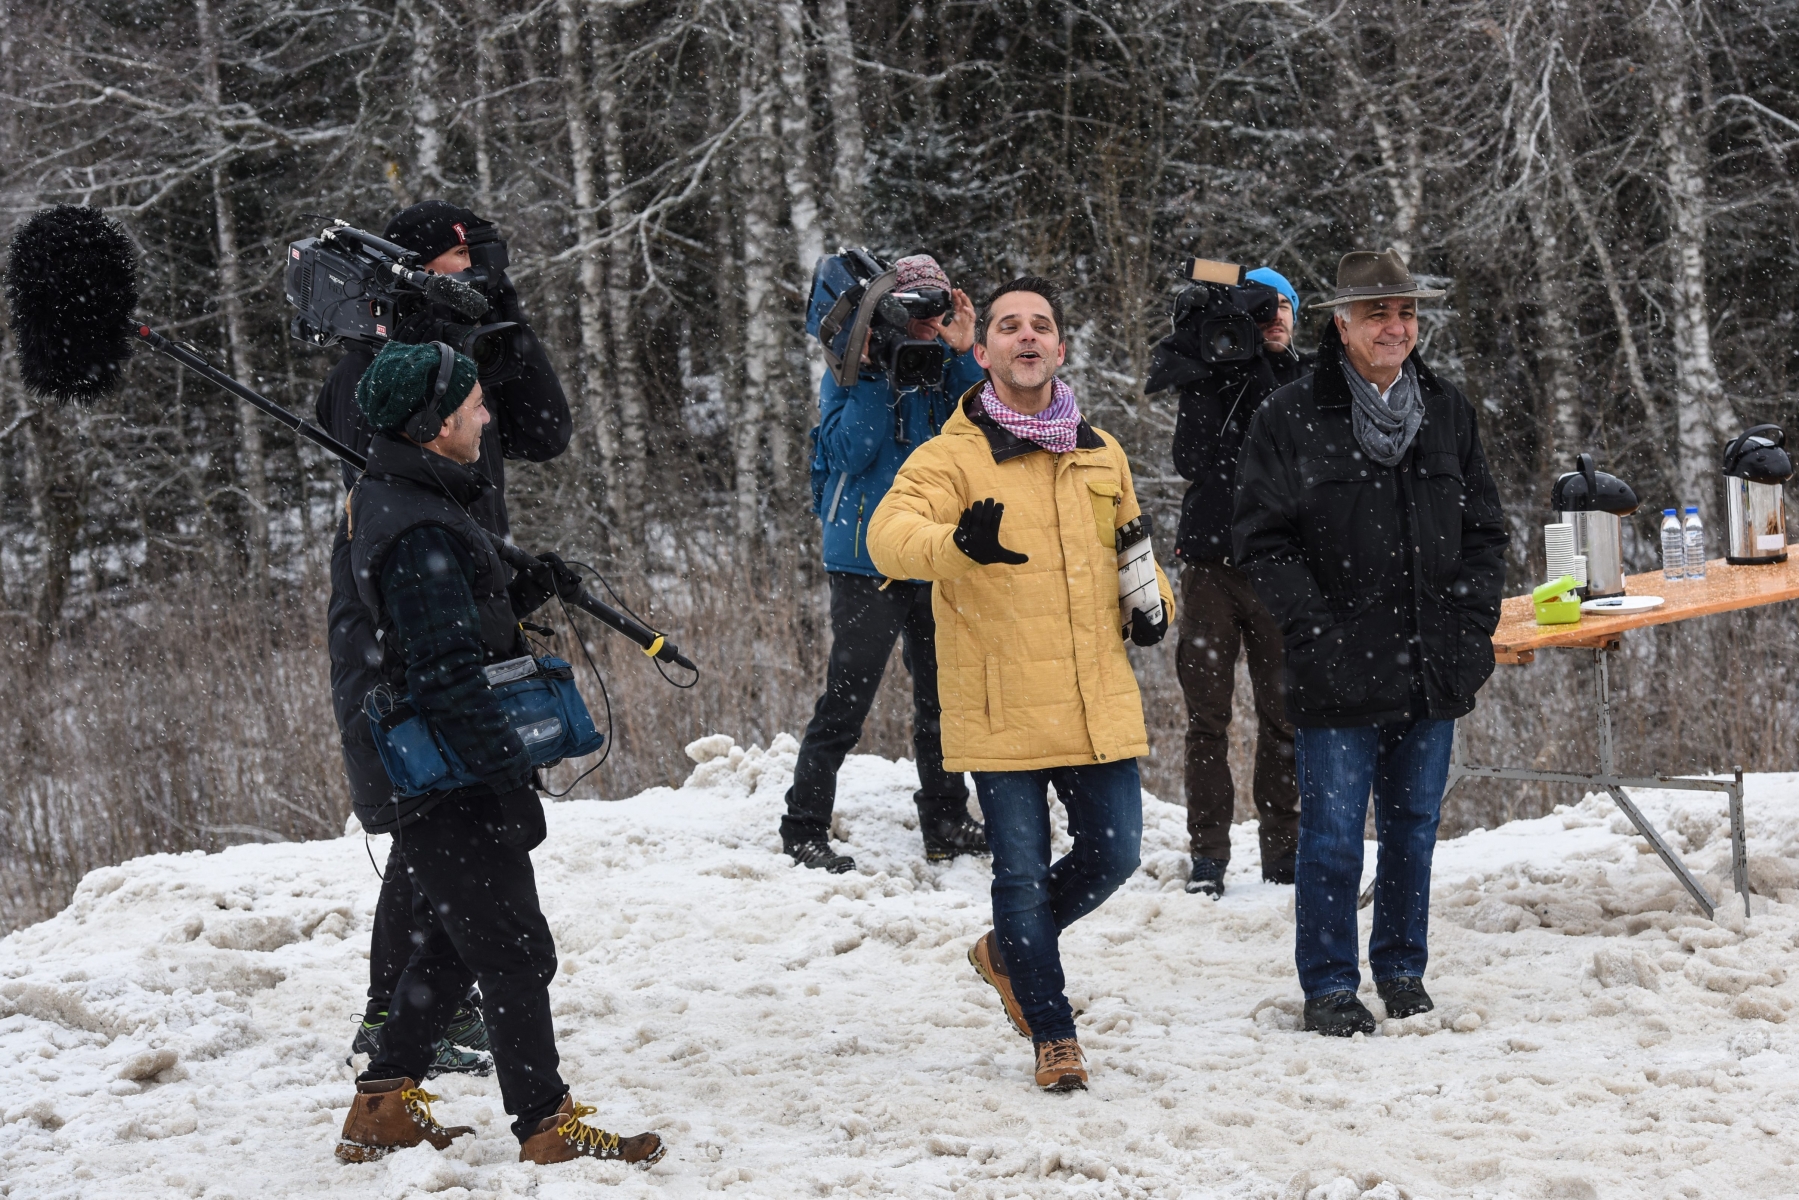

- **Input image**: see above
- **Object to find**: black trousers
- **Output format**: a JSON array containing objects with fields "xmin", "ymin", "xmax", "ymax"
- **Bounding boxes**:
[
  {"xmin": 331, "ymin": 523, "xmax": 435, "ymax": 1013},
  {"xmin": 363, "ymin": 788, "xmax": 565, "ymax": 1143},
  {"xmin": 780, "ymin": 573, "xmax": 967, "ymax": 846},
  {"xmin": 1176, "ymin": 562, "xmax": 1299, "ymax": 869}
]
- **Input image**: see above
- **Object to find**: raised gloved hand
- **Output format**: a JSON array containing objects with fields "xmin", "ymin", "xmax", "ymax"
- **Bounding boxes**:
[
  {"xmin": 536, "ymin": 552, "xmax": 584, "ymax": 602},
  {"xmin": 954, "ymin": 498, "xmax": 1029, "ymax": 566},
  {"xmin": 1128, "ymin": 605, "xmax": 1168, "ymax": 647}
]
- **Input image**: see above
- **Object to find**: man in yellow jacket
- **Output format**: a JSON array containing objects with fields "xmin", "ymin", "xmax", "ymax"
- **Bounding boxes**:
[{"xmin": 868, "ymin": 277, "xmax": 1174, "ymax": 1093}]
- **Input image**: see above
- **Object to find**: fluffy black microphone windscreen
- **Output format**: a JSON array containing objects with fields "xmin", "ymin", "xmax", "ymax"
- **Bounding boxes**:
[{"xmin": 5, "ymin": 205, "xmax": 140, "ymax": 402}]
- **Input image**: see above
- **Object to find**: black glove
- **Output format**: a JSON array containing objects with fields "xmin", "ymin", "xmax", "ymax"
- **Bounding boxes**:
[
  {"xmin": 489, "ymin": 271, "xmax": 526, "ymax": 325},
  {"xmin": 953, "ymin": 498, "xmax": 1030, "ymax": 566},
  {"xmin": 1128, "ymin": 605, "xmax": 1169, "ymax": 647},
  {"xmin": 508, "ymin": 558, "xmax": 557, "ymax": 617},
  {"xmin": 537, "ymin": 552, "xmax": 585, "ymax": 602}
]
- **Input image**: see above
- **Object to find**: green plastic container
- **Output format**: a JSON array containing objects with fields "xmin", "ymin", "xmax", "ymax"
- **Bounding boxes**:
[{"xmin": 1532, "ymin": 575, "xmax": 1582, "ymax": 625}]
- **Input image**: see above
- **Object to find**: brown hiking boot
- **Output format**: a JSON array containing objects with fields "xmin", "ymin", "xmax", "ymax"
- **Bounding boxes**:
[
  {"xmin": 968, "ymin": 930, "xmax": 1031, "ymax": 1039},
  {"xmin": 1034, "ymin": 1038, "xmax": 1088, "ymax": 1092},
  {"xmin": 519, "ymin": 1094, "xmax": 665, "ymax": 1167},
  {"xmin": 335, "ymin": 1077, "xmax": 474, "ymax": 1163}
]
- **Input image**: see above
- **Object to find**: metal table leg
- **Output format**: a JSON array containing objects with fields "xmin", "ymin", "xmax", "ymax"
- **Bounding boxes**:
[{"xmin": 1440, "ymin": 645, "xmax": 1751, "ymax": 920}]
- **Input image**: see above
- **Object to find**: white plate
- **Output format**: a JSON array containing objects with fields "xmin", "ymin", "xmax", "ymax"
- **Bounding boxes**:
[{"xmin": 1580, "ymin": 595, "xmax": 1664, "ymax": 614}]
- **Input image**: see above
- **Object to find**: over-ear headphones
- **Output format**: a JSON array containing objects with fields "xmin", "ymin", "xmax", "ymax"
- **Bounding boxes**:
[{"xmin": 403, "ymin": 341, "xmax": 459, "ymax": 444}]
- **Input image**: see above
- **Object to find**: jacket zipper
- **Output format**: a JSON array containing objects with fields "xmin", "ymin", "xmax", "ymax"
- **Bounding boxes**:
[
  {"xmin": 826, "ymin": 471, "xmax": 849, "ymax": 522},
  {"xmin": 854, "ymin": 495, "xmax": 866, "ymax": 559}
]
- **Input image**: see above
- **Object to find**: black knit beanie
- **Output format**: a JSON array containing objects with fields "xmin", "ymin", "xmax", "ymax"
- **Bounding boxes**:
[
  {"xmin": 355, "ymin": 341, "xmax": 480, "ymax": 434},
  {"xmin": 383, "ymin": 200, "xmax": 489, "ymax": 264}
]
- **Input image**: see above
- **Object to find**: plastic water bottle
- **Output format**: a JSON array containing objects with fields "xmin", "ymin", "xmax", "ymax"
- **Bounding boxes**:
[
  {"xmin": 1660, "ymin": 509, "xmax": 1685, "ymax": 580},
  {"xmin": 1683, "ymin": 506, "xmax": 1707, "ymax": 580}
]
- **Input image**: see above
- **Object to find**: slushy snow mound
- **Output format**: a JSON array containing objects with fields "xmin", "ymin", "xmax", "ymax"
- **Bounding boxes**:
[{"xmin": 4, "ymin": 736, "xmax": 1799, "ymax": 1199}]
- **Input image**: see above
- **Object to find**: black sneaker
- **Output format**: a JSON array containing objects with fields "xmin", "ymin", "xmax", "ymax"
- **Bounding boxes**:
[
  {"xmin": 787, "ymin": 839, "xmax": 855, "ymax": 874},
  {"xmin": 443, "ymin": 999, "xmax": 491, "ymax": 1053},
  {"xmin": 1185, "ymin": 856, "xmax": 1227, "ymax": 899},
  {"xmin": 1304, "ymin": 990, "xmax": 1378, "ymax": 1037},
  {"xmin": 425, "ymin": 1041, "xmax": 494, "ymax": 1078},
  {"xmin": 1376, "ymin": 976, "xmax": 1434, "ymax": 1019},
  {"xmin": 1262, "ymin": 853, "xmax": 1296, "ymax": 885},
  {"xmin": 349, "ymin": 1011, "xmax": 385, "ymax": 1060},
  {"xmin": 346, "ymin": 1012, "xmax": 493, "ymax": 1078},
  {"xmin": 923, "ymin": 815, "xmax": 989, "ymax": 862}
]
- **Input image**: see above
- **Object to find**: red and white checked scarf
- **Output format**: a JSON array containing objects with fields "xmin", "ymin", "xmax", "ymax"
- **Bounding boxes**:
[{"xmin": 979, "ymin": 378, "xmax": 1082, "ymax": 453}]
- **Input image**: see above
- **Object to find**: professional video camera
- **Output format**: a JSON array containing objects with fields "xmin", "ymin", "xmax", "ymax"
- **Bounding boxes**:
[
  {"xmin": 807, "ymin": 248, "xmax": 952, "ymax": 391},
  {"xmin": 284, "ymin": 219, "xmax": 525, "ymax": 383},
  {"xmin": 1145, "ymin": 257, "xmax": 1281, "ymax": 393}
]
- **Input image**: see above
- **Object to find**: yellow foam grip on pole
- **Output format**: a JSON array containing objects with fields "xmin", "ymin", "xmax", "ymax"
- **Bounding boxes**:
[{"xmin": 643, "ymin": 635, "xmax": 666, "ymax": 659}]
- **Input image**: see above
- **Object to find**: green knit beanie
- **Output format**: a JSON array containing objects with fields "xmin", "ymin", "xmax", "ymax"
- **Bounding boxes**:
[{"xmin": 355, "ymin": 341, "xmax": 480, "ymax": 434}]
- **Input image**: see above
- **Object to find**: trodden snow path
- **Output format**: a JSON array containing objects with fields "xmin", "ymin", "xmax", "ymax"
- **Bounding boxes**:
[{"xmin": 3, "ymin": 736, "xmax": 1799, "ymax": 1199}]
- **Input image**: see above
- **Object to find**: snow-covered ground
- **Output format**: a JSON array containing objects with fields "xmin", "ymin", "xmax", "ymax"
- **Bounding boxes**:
[{"xmin": 4, "ymin": 736, "xmax": 1798, "ymax": 1199}]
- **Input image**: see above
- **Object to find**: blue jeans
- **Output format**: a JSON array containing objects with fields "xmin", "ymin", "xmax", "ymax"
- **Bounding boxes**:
[
  {"xmin": 1293, "ymin": 720, "xmax": 1454, "ymax": 999},
  {"xmin": 974, "ymin": 760, "xmax": 1143, "ymax": 1043}
]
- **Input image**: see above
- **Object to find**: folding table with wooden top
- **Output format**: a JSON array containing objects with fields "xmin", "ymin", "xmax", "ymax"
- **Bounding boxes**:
[{"xmin": 1446, "ymin": 557, "xmax": 1799, "ymax": 919}]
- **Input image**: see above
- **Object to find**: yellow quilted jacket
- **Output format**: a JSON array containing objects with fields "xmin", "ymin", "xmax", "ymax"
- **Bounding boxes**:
[{"xmin": 867, "ymin": 391, "xmax": 1174, "ymax": 772}]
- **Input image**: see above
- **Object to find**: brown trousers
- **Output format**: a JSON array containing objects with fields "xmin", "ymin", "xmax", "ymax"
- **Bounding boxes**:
[{"xmin": 1176, "ymin": 562, "xmax": 1299, "ymax": 869}]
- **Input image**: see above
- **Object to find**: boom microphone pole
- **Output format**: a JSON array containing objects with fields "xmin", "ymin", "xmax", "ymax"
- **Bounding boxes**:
[
  {"xmin": 5, "ymin": 204, "xmax": 697, "ymax": 676},
  {"xmin": 133, "ymin": 323, "xmax": 370, "ymax": 471}
]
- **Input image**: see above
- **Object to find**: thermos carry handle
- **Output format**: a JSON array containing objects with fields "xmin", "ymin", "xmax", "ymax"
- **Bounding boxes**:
[
  {"xmin": 1726, "ymin": 423, "xmax": 1787, "ymax": 464},
  {"xmin": 1576, "ymin": 452, "xmax": 1597, "ymax": 498}
]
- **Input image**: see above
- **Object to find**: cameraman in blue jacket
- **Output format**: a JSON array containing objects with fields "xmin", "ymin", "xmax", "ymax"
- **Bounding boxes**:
[{"xmin": 781, "ymin": 255, "xmax": 988, "ymax": 873}]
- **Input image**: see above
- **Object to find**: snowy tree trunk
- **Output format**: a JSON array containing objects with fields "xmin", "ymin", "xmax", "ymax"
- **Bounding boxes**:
[
  {"xmin": 22, "ymin": 413, "xmax": 80, "ymax": 645},
  {"xmin": 558, "ymin": 0, "xmax": 616, "ymax": 513},
  {"xmin": 734, "ymin": 21, "xmax": 781, "ymax": 539},
  {"xmin": 403, "ymin": 0, "xmax": 444, "ymax": 193},
  {"xmin": 819, "ymin": 0, "xmax": 863, "ymax": 247},
  {"xmin": 779, "ymin": 0, "xmax": 824, "ymax": 397},
  {"xmin": 1643, "ymin": 0, "xmax": 1726, "ymax": 514},
  {"xmin": 197, "ymin": 0, "xmax": 268, "ymax": 596},
  {"xmin": 1525, "ymin": 184, "xmax": 1580, "ymax": 463},
  {"xmin": 473, "ymin": 30, "xmax": 495, "ymax": 210},
  {"xmin": 600, "ymin": 7, "xmax": 645, "ymax": 524}
]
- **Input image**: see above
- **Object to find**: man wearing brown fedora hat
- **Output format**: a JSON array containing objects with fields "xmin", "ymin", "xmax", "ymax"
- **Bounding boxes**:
[{"xmin": 1231, "ymin": 248, "xmax": 1508, "ymax": 1037}]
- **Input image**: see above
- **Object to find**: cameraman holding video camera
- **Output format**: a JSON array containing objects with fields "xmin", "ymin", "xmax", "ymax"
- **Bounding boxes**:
[
  {"xmin": 1147, "ymin": 265, "xmax": 1308, "ymax": 899},
  {"xmin": 780, "ymin": 253, "xmax": 989, "ymax": 873},
  {"xmin": 315, "ymin": 200, "xmax": 572, "ymax": 1074}
]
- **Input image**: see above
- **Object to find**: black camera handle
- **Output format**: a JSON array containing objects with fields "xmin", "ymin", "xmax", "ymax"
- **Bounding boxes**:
[{"xmin": 130, "ymin": 322, "xmax": 698, "ymax": 676}]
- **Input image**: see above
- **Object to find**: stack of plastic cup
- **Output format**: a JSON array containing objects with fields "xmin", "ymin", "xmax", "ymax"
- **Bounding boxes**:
[
  {"xmin": 1573, "ymin": 554, "xmax": 1588, "ymax": 589},
  {"xmin": 1544, "ymin": 522, "xmax": 1576, "ymax": 583}
]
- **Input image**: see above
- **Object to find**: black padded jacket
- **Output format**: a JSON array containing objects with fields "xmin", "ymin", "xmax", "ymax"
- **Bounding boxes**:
[{"xmin": 1230, "ymin": 322, "xmax": 1508, "ymax": 728}]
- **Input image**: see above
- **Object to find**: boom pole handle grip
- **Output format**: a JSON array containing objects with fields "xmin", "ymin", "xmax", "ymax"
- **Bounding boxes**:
[{"xmin": 493, "ymin": 542, "xmax": 696, "ymax": 673}]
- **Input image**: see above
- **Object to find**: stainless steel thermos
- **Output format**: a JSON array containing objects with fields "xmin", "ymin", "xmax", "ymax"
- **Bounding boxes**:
[
  {"xmin": 1721, "ymin": 424, "xmax": 1793, "ymax": 565},
  {"xmin": 1550, "ymin": 453, "xmax": 1640, "ymax": 599}
]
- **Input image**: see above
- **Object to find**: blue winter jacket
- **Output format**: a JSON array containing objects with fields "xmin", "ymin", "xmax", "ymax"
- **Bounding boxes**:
[{"xmin": 811, "ymin": 344, "xmax": 985, "ymax": 577}]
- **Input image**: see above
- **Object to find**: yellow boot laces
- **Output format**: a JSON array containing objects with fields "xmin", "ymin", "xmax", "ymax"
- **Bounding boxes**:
[
  {"xmin": 401, "ymin": 1086, "xmax": 448, "ymax": 1131},
  {"xmin": 558, "ymin": 1102, "xmax": 621, "ymax": 1155}
]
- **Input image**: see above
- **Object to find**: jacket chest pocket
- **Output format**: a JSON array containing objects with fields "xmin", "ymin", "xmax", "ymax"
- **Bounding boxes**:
[
  {"xmin": 1085, "ymin": 479, "xmax": 1121, "ymax": 549},
  {"xmin": 1413, "ymin": 451, "xmax": 1467, "ymax": 580}
]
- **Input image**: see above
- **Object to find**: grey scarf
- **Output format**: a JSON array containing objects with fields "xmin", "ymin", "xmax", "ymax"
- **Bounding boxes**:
[{"xmin": 1345, "ymin": 359, "xmax": 1423, "ymax": 467}]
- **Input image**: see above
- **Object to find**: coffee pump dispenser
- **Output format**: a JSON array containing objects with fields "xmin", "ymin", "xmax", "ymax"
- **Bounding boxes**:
[
  {"xmin": 1550, "ymin": 453, "xmax": 1639, "ymax": 599},
  {"xmin": 1722, "ymin": 424, "xmax": 1793, "ymax": 565}
]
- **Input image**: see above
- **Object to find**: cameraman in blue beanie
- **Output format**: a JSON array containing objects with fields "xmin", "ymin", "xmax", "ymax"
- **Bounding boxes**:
[{"xmin": 1151, "ymin": 266, "xmax": 1309, "ymax": 898}]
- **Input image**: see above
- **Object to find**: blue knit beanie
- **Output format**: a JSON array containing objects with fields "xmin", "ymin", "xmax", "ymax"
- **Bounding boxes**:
[{"xmin": 1245, "ymin": 267, "xmax": 1300, "ymax": 315}]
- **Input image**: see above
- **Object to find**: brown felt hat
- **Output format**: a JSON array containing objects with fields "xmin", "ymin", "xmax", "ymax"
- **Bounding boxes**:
[{"xmin": 1309, "ymin": 247, "xmax": 1447, "ymax": 309}]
